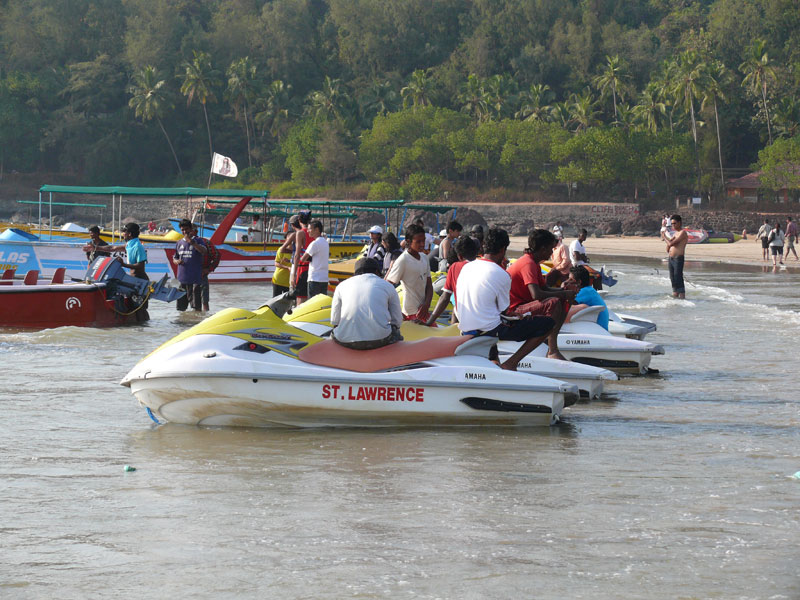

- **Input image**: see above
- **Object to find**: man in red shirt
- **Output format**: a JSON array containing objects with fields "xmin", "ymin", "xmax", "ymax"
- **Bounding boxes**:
[
  {"xmin": 507, "ymin": 229, "xmax": 575, "ymax": 360},
  {"xmin": 425, "ymin": 235, "xmax": 478, "ymax": 326}
]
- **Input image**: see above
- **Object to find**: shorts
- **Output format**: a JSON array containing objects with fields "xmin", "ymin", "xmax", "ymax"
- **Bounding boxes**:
[
  {"xmin": 333, "ymin": 325, "xmax": 403, "ymax": 350},
  {"xmin": 761, "ymin": 238, "xmax": 770, "ymax": 249},
  {"xmin": 308, "ymin": 280, "xmax": 328, "ymax": 297},
  {"xmin": 786, "ymin": 235, "xmax": 796, "ymax": 250},
  {"xmin": 770, "ymin": 245, "xmax": 783, "ymax": 256},
  {"xmin": 272, "ymin": 283, "xmax": 290, "ymax": 298},
  {"xmin": 463, "ymin": 316, "xmax": 555, "ymax": 342},
  {"xmin": 294, "ymin": 269, "xmax": 309, "ymax": 297},
  {"xmin": 511, "ymin": 296, "xmax": 563, "ymax": 318}
]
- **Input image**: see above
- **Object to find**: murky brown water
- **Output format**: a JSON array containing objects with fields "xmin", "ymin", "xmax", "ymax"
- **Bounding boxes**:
[{"xmin": 1, "ymin": 258, "xmax": 798, "ymax": 599}]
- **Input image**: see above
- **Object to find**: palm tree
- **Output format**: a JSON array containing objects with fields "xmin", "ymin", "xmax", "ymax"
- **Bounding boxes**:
[
  {"xmin": 128, "ymin": 65, "xmax": 182, "ymax": 176},
  {"xmin": 670, "ymin": 51, "xmax": 708, "ymax": 195},
  {"xmin": 255, "ymin": 79, "xmax": 294, "ymax": 142},
  {"xmin": 633, "ymin": 84, "xmax": 666, "ymax": 133},
  {"xmin": 180, "ymin": 50, "xmax": 220, "ymax": 159},
  {"xmin": 613, "ymin": 103, "xmax": 636, "ymax": 131},
  {"xmin": 773, "ymin": 96, "xmax": 800, "ymax": 138},
  {"xmin": 550, "ymin": 100, "xmax": 572, "ymax": 129},
  {"xmin": 401, "ymin": 69, "xmax": 434, "ymax": 111},
  {"xmin": 515, "ymin": 83, "xmax": 553, "ymax": 122},
  {"xmin": 704, "ymin": 61, "xmax": 728, "ymax": 190},
  {"xmin": 360, "ymin": 80, "xmax": 399, "ymax": 122},
  {"xmin": 484, "ymin": 74, "xmax": 517, "ymax": 120},
  {"xmin": 739, "ymin": 39, "xmax": 778, "ymax": 144},
  {"xmin": 305, "ymin": 76, "xmax": 350, "ymax": 123},
  {"xmin": 569, "ymin": 89, "xmax": 599, "ymax": 132},
  {"xmin": 226, "ymin": 57, "xmax": 258, "ymax": 168},
  {"xmin": 457, "ymin": 74, "xmax": 490, "ymax": 123},
  {"xmin": 593, "ymin": 55, "xmax": 628, "ymax": 121}
]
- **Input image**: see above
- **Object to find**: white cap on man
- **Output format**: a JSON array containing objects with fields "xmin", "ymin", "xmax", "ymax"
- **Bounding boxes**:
[
  {"xmin": 439, "ymin": 229, "xmax": 447, "ymax": 237},
  {"xmin": 368, "ymin": 225, "xmax": 383, "ymax": 235}
]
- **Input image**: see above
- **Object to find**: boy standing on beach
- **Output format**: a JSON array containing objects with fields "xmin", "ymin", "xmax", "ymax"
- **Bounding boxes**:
[{"xmin": 665, "ymin": 214, "xmax": 687, "ymax": 299}]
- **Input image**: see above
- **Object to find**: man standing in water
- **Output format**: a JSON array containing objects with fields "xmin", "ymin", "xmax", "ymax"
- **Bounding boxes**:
[{"xmin": 665, "ymin": 214, "xmax": 688, "ymax": 299}]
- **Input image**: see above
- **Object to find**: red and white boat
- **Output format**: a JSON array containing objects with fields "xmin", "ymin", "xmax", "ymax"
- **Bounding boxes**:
[{"xmin": 0, "ymin": 257, "xmax": 184, "ymax": 329}]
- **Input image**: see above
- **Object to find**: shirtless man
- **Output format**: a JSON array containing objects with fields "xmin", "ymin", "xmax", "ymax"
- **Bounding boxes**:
[{"xmin": 665, "ymin": 214, "xmax": 688, "ymax": 299}]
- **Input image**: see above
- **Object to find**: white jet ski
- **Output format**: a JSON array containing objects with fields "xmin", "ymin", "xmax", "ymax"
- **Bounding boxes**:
[
  {"xmin": 121, "ymin": 306, "xmax": 578, "ymax": 428},
  {"xmin": 548, "ymin": 306, "xmax": 663, "ymax": 374},
  {"xmin": 607, "ymin": 310, "xmax": 657, "ymax": 340},
  {"xmin": 283, "ymin": 295, "xmax": 618, "ymax": 399}
]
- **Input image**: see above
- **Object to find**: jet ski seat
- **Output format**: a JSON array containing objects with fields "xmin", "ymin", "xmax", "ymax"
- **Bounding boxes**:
[
  {"xmin": 569, "ymin": 305, "xmax": 604, "ymax": 323},
  {"xmin": 298, "ymin": 335, "xmax": 477, "ymax": 373}
]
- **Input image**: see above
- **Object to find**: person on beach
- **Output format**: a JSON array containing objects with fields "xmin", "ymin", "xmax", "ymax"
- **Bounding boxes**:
[
  {"xmin": 507, "ymin": 229, "xmax": 575, "ymax": 361},
  {"xmin": 381, "ymin": 232, "xmax": 402, "ymax": 276},
  {"xmin": 768, "ymin": 222, "xmax": 785, "ymax": 267},
  {"xmin": 91, "ymin": 222, "xmax": 148, "ymax": 281},
  {"xmin": 665, "ymin": 214, "xmax": 687, "ymax": 299},
  {"xmin": 569, "ymin": 229, "xmax": 589, "ymax": 266},
  {"xmin": 173, "ymin": 218, "xmax": 208, "ymax": 311},
  {"xmin": 552, "ymin": 221, "xmax": 563, "ymax": 239},
  {"xmin": 272, "ymin": 215, "xmax": 300, "ymax": 297},
  {"xmin": 547, "ymin": 235, "xmax": 571, "ymax": 286},
  {"xmin": 756, "ymin": 218, "xmax": 771, "ymax": 261},
  {"xmin": 425, "ymin": 235, "xmax": 478, "ymax": 326},
  {"xmin": 784, "ymin": 217, "xmax": 798, "ymax": 261},
  {"xmin": 363, "ymin": 225, "xmax": 386, "ymax": 263},
  {"xmin": 290, "ymin": 210, "xmax": 312, "ymax": 305},
  {"xmin": 84, "ymin": 225, "xmax": 110, "ymax": 263},
  {"xmin": 456, "ymin": 227, "xmax": 554, "ymax": 371},
  {"xmin": 193, "ymin": 226, "xmax": 219, "ymax": 312},
  {"xmin": 331, "ymin": 257, "xmax": 403, "ymax": 350},
  {"xmin": 470, "ymin": 224, "xmax": 485, "ymax": 255},
  {"xmin": 565, "ymin": 265, "xmax": 610, "ymax": 330},
  {"xmin": 437, "ymin": 220, "xmax": 463, "ymax": 273},
  {"xmin": 386, "ymin": 223, "xmax": 433, "ymax": 321},
  {"xmin": 301, "ymin": 220, "xmax": 329, "ymax": 298}
]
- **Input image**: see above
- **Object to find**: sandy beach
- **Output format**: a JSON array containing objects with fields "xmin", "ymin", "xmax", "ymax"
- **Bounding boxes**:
[{"xmin": 510, "ymin": 235, "xmax": 800, "ymax": 269}]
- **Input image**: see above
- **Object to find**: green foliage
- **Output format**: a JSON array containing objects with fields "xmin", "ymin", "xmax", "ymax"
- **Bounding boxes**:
[
  {"xmin": 757, "ymin": 137, "xmax": 800, "ymax": 190},
  {"xmin": 368, "ymin": 181, "xmax": 400, "ymax": 201},
  {"xmin": 405, "ymin": 173, "xmax": 444, "ymax": 201},
  {"xmin": 282, "ymin": 118, "xmax": 325, "ymax": 184},
  {"xmin": 271, "ymin": 181, "xmax": 320, "ymax": 198}
]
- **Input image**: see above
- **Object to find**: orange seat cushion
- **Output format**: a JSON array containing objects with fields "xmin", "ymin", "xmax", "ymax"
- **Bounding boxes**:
[{"xmin": 298, "ymin": 336, "xmax": 470, "ymax": 373}]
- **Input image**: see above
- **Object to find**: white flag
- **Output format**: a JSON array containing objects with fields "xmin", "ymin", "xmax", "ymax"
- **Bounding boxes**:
[{"xmin": 211, "ymin": 152, "xmax": 238, "ymax": 178}]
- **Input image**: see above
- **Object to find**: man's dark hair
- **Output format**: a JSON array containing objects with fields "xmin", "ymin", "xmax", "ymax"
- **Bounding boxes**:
[
  {"xmin": 298, "ymin": 210, "xmax": 311, "ymax": 225},
  {"xmin": 405, "ymin": 223, "xmax": 425, "ymax": 243},
  {"xmin": 484, "ymin": 227, "xmax": 509, "ymax": 255},
  {"xmin": 788, "ymin": 216, "xmax": 793, "ymax": 222},
  {"xmin": 454, "ymin": 235, "xmax": 478, "ymax": 261},
  {"xmin": 529, "ymin": 228, "xmax": 556, "ymax": 252},
  {"xmin": 354, "ymin": 257, "xmax": 381, "ymax": 275},
  {"xmin": 671, "ymin": 214, "xmax": 682, "ymax": 224},
  {"xmin": 310, "ymin": 219, "xmax": 324, "ymax": 233},
  {"xmin": 414, "ymin": 217, "xmax": 425, "ymax": 227},
  {"xmin": 570, "ymin": 265, "xmax": 591, "ymax": 288},
  {"xmin": 124, "ymin": 222, "xmax": 140, "ymax": 238},
  {"xmin": 580, "ymin": 228, "xmax": 588, "ymax": 236},
  {"xmin": 179, "ymin": 218, "xmax": 193, "ymax": 231},
  {"xmin": 89, "ymin": 225, "xmax": 100, "ymax": 235},
  {"xmin": 447, "ymin": 220, "xmax": 463, "ymax": 233}
]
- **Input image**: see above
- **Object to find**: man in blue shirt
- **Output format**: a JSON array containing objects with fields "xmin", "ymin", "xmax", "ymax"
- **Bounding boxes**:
[
  {"xmin": 173, "ymin": 218, "xmax": 207, "ymax": 311},
  {"xmin": 94, "ymin": 222, "xmax": 148, "ymax": 280},
  {"xmin": 568, "ymin": 265, "xmax": 609, "ymax": 330}
]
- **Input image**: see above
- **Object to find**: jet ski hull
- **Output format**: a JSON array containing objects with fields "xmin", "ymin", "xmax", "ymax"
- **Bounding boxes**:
[{"xmin": 122, "ymin": 316, "xmax": 576, "ymax": 428}]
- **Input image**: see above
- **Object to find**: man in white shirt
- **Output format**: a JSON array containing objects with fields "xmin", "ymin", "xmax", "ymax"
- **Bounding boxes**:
[
  {"xmin": 456, "ymin": 227, "xmax": 554, "ymax": 371},
  {"xmin": 552, "ymin": 221, "xmax": 563, "ymax": 239},
  {"xmin": 386, "ymin": 223, "xmax": 433, "ymax": 320},
  {"xmin": 332, "ymin": 257, "xmax": 403, "ymax": 350},
  {"xmin": 301, "ymin": 220, "xmax": 329, "ymax": 297},
  {"xmin": 569, "ymin": 229, "xmax": 589, "ymax": 266}
]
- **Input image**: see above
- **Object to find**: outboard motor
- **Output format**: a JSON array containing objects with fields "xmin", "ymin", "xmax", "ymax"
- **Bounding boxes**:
[{"xmin": 85, "ymin": 257, "xmax": 185, "ymax": 307}]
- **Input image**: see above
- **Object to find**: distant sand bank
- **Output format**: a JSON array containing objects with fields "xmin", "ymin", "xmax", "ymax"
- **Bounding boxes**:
[{"xmin": 509, "ymin": 235, "xmax": 800, "ymax": 269}]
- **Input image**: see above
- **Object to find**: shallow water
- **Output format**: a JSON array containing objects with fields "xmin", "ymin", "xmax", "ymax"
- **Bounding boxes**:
[{"xmin": 1, "ymin": 258, "xmax": 798, "ymax": 599}]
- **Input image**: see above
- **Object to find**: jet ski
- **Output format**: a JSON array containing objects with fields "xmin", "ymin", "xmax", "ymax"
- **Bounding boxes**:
[
  {"xmin": 543, "ymin": 306, "xmax": 664, "ymax": 374},
  {"xmin": 283, "ymin": 295, "xmax": 618, "ymax": 399},
  {"xmin": 121, "ymin": 306, "xmax": 578, "ymax": 428},
  {"xmin": 607, "ymin": 310, "xmax": 657, "ymax": 340}
]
